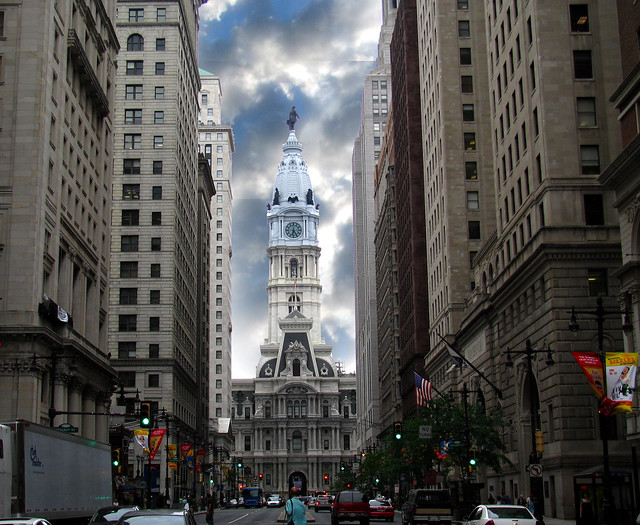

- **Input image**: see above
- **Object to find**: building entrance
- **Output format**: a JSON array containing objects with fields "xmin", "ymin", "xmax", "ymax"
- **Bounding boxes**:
[{"xmin": 289, "ymin": 471, "xmax": 308, "ymax": 496}]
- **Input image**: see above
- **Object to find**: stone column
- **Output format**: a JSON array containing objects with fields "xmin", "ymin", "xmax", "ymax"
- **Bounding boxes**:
[
  {"xmin": 68, "ymin": 378, "xmax": 85, "ymax": 432},
  {"xmin": 82, "ymin": 389, "xmax": 97, "ymax": 440},
  {"xmin": 95, "ymin": 392, "xmax": 109, "ymax": 443}
]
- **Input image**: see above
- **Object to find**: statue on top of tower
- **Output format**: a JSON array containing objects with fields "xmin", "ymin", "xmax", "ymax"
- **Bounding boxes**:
[{"xmin": 287, "ymin": 106, "xmax": 301, "ymax": 130}]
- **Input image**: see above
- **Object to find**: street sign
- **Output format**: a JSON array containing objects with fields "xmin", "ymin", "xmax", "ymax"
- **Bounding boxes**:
[
  {"xmin": 115, "ymin": 475, "xmax": 126, "ymax": 487},
  {"xmin": 419, "ymin": 425, "xmax": 432, "ymax": 439},
  {"xmin": 451, "ymin": 440, "xmax": 463, "ymax": 447},
  {"xmin": 529, "ymin": 464, "xmax": 543, "ymax": 477},
  {"xmin": 57, "ymin": 423, "xmax": 78, "ymax": 433}
]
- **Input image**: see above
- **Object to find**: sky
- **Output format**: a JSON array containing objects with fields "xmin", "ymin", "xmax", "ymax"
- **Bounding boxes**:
[{"xmin": 197, "ymin": 1, "xmax": 383, "ymax": 379}]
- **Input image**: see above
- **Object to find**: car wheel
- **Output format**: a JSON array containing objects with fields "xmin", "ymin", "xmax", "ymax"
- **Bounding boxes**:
[
  {"xmin": 331, "ymin": 517, "xmax": 338, "ymax": 525},
  {"xmin": 361, "ymin": 519, "xmax": 370, "ymax": 525}
]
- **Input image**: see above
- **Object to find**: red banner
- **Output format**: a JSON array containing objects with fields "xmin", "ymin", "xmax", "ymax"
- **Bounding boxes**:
[
  {"xmin": 196, "ymin": 449, "xmax": 206, "ymax": 472},
  {"xmin": 572, "ymin": 352, "xmax": 604, "ymax": 399},
  {"xmin": 149, "ymin": 429, "xmax": 166, "ymax": 460},
  {"xmin": 180, "ymin": 444, "xmax": 192, "ymax": 460}
]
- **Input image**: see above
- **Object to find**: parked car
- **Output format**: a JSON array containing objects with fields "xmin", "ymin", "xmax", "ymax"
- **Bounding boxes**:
[
  {"xmin": 89, "ymin": 506, "xmax": 140, "ymax": 523},
  {"xmin": 0, "ymin": 519, "xmax": 53, "ymax": 525},
  {"xmin": 115, "ymin": 509, "xmax": 197, "ymax": 525},
  {"xmin": 307, "ymin": 497, "xmax": 316, "ymax": 507},
  {"xmin": 267, "ymin": 496, "xmax": 282, "ymax": 507},
  {"xmin": 463, "ymin": 505, "xmax": 538, "ymax": 525},
  {"xmin": 315, "ymin": 495, "xmax": 333, "ymax": 512},
  {"xmin": 369, "ymin": 499, "xmax": 394, "ymax": 522},
  {"xmin": 401, "ymin": 489, "xmax": 452, "ymax": 525},
  {"xmin": 331, "ymin": 490, "xmax": 370, "ymax": 525},
  {"xmin": 227, "ymin": 499, "xmax": 238, "ymax": 508}
]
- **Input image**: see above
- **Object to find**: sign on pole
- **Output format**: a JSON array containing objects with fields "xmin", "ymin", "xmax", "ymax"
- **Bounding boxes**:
[{"xmin": 419, "ymin": 425, "xmax": 432, "ymax": 439}]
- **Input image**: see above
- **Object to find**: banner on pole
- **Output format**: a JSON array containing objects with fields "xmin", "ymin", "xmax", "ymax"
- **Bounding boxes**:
[
  {"xmin": 134, "ymin": 429, "xmax": 149, "ymax": 451},
  {"xmin": 149, "ymin": 429, "xmax": 166, "ymax": 460},
  {"xmin": 167, "ymin": 444, "xmax": 178, "ymax": 460},
  {"xmin": 572, "ymin": 352, "xmax": 604, "ymax": 399}
]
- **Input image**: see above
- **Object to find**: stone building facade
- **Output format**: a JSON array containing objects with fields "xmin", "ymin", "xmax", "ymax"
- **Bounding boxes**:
[{"xmin": 230, "ymin": 128, "xmax": 357, "ymax": 496}]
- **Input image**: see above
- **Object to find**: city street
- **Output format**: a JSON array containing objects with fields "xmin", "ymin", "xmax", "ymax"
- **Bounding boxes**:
[{"xmin": 193, "ymin": 506, "xmax": 334, "ymax": 525}]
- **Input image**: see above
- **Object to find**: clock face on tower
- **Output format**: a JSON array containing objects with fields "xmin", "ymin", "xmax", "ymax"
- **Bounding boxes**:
[{"xmin": 285, "ymin": 222, "xmax": 302, "ymax": 238}]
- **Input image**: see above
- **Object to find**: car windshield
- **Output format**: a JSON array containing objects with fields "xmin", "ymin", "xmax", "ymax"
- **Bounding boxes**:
[
  {"xmin": 415, "ymin": 492, "xmax": 449, "ymax": 505},
  {"xmin": 487, "ymin": 507, "xmax": 533, "ymax": 519},
  {"xmin": 92, "ymin": 509, "xmax": 138, "ymax": 522}
]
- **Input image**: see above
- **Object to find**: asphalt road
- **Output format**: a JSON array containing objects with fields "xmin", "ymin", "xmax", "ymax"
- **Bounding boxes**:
[{"xmin": 194, "ymin": 505, "xmax": 332, "ymax": 525}]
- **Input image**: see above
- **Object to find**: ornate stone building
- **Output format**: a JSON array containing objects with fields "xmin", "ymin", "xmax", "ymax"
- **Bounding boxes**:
[{"xmin": 230, "ymin": 126, "xmax": 357, "ymax": 496}]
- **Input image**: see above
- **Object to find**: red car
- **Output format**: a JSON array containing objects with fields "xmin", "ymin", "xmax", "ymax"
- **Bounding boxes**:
[{"xmin": 369, "ymin": 499, "xmax": 394, "ymax": 522}]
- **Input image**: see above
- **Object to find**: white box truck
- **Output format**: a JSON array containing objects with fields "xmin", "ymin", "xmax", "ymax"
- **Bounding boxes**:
[{"xmin": 0, "ymin": 420, "xmax": 112, "ymax": 519}]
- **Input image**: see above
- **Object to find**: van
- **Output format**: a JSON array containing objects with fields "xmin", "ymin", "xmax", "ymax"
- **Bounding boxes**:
[
  {"xmin": 401, "ymin": 489, "xmax": 452, "ymax": 525},
  {"xmin": 331, "ymin": 490, "xmax": 370, "ymax": 525}
]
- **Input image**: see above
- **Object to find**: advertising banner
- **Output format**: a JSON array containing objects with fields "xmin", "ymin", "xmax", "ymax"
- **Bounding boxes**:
[
  {"xmin": 167, "ymin": 444, "xmax": 177, "ymax": 460},
  {"xmin": 572, "ymin": 352, "xmax": 604, "ymax": 399},
  {"xmin": 603, "ymin": 352, "xmax": 638, "ymax": 416},
  {"xmin": 195, "ymin": 449, "xmax": 206, "ymax": 472},
  {"xmin": 134, "ymin": 429, "xmax": 149, "ymax": 451},
  {"xmin": 149, "ymin": 429, "xmax": 166, "ymax": 460}
]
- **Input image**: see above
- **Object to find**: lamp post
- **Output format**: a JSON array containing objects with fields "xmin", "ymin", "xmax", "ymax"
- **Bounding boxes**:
[
  {"xmin": 569, "ymin": 296, "xmax": 632, "ymax": 525},
  {"xmin": 505, "ymin": 339, "xmax": 554, "ymax": 524}
]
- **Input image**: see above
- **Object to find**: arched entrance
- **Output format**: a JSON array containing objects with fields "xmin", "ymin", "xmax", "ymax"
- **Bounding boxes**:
[{"xmin": 288, "ymin": 471, "xmax": 308, "ymax": 496}]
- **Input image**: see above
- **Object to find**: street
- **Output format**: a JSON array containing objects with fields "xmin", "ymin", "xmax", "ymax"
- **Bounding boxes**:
[{"xmin": 193, "ymin": 505, "xmax": 341, "ymax": 525}]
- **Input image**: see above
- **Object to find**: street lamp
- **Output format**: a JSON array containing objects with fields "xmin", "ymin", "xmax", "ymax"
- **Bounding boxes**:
[
  {"xmin": 505, "ymin": 339, "xmax": 554, "ymax": 523},
  {"xmin": 569, "ymin": 296, "xmax": 632, "ymax": 525},
  {"xmin": 449, "ymin": 383, "xmax": 483, "ymax": 484}
]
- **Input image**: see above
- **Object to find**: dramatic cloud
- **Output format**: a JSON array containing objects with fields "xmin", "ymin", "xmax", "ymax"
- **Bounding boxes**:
[{"xmin": 198, "ymin": 0, "xmax": 380, "ymax": 378}]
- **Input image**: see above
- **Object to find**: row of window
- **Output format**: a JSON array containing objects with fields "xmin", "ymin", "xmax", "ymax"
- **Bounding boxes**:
[
  {"xmin": 124, "ymin": 134, "xmax": 165, "ymax": 149},
  {"xmin": 126, "ymin": 34, "xmax": 165, "ymax": 52},
  {"xmin": 126, "ymin": 60, "xmax": 165, "ymax": 76},
  {"xmin": 124, "ymin": 109, "xmax": 165, "ymax": 124},
  {"xmin": 128, "ymin": 7, "xmax": 166, "ymax": 22},
  {"xmin": 125, "ymin": 84, "xmax": 164, "ymax": 100},
  {"xmin": 121, "ymin": 209, "xmax": 162, "ymax": 226}
]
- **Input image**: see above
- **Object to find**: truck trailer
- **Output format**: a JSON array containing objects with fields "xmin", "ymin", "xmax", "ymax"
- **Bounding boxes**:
[{"xmin": 0, "ymin": 420, "xmax": 112, "ymax": 520}]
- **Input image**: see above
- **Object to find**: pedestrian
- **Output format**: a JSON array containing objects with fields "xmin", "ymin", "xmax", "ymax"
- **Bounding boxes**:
[
  {"xmin": 526, "ymin": 494, "xmax": 534, "ymax": 515},
  {"xmin": 517, "ymin": 494, "xmax": 526, "ymax": 506},
  {"xmin": 488, "ymin": 493, "xmax": 495, "ymax": 504},
  {"xmin": 205, "ymin": 497, "xmax": 214, "ymax": 525},
  {"xmin": 182, "ymin": 498, "xmax": 190, "ymax": 512},
  {"xmin": 579, "ymin": 492, "xmax": 596, "ymax": 525},
  {"xmin": 285, "ymin": 486, "xmax": 307, "ymax": 525}
]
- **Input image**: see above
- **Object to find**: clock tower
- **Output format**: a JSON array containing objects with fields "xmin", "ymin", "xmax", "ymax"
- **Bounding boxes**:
[{"xmin": 265, "ymin": 128, "xmax": 322, "ymax": 344}]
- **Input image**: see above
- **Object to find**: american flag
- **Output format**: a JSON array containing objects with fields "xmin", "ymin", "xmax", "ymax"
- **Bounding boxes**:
[{"xmin": 414, "ymin": 372, "xmax": 433, "ymax": 406}]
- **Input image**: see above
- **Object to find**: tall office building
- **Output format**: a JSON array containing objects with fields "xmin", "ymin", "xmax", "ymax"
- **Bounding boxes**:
[
  {"xmin": 110, "ymin": 0, "xmax": 207, "ymax": 501},
  {"xmin": 452, "ymin": 2, "xmax": 628, "ymax": 520},
  {"xmin": 0, "ymin": 0, "xmax": 119, "ymax": 441},
  {"xmin": 230, "ymin": 125, "xmax": 357, "ymax": 497},
  {"xmin": 352, "ymin": 0, "xmax": 396, "ymax": 450},
  {"xmin": 197, "ymin": 69, "xmax": 235, "ymax": 423}
]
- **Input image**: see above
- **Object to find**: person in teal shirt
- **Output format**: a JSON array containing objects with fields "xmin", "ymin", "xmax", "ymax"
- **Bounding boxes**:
[{"xmin": 285, "ymin": 487, "xmax": 307, "ymax": 525}]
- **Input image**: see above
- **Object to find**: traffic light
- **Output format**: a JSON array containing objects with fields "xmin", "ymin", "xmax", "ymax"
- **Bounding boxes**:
[
  {"xmin": 535, "ymin": 430, "xmax": 544, "ymax": 454},
  {"xmin": 140, "ymin": 403, "xmax": 151, "ymax": 428},
  {"xmin": 394, "ymin": 422, "xmax": 402, "ymax": 440},
  {"xmin": 375, "ymin": 477, "xmax": 380, "ymax": 484},
  {"xmin": 210, "ymin": 479, "xmax": 214, "ymax": 485},
  {"xmin": 340, "ymin": 462, "xmax": 345, "ymax": 471},
  {"xmin": 346, "ymin": 483, "xmax": 351, "ymax": 489},
  {"xmin": 112, "ymin": 449, "xmax": 120, "ymax": 468},
  {"xmin": 259, "ymin": 473, "xmax": 263, "ymax": 480},
  {"xmin": 237, "ymin": 458, "xmax": 243, "ymax": 468},
  {"xmin": 324, "ymin": 474, "xmax": 329, "ymax": 482},
  {"xmin": 469, "ymin": 449, "xmax": 476, "ymax": 472},
  {"xmin": 239, "ymin": 484, "xmax": 244, "ymax": 490}
]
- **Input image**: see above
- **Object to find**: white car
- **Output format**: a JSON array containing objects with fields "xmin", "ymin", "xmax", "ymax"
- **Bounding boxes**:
[
  {"xmin": 463, "ymin": 505, "xmax": 538, "ymax": 525},
  {"xmin": 0, "ymin": 519, "xmax": 54, "ymax": 525},
  {"xmin": 267, "ymin": 496, "xmax": 281, "ymax": 507}
]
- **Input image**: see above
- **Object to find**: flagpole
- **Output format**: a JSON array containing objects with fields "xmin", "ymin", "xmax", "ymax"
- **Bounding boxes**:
[{"xmin": 437, "ymin": 334, "xmax": 503, "ymax": 399}]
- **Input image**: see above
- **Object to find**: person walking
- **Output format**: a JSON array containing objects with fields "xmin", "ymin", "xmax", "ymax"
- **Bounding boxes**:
[
  {"xmin": 285, "ymin": 487, "xmax": 307, "ymax": 525},
  {"xmin": 205, "ymin": 496, "xmax": 214, "ymax": 525},
  {"xmin": 579, "ymin": 493, "xmax": 596, "ymax": 525}
]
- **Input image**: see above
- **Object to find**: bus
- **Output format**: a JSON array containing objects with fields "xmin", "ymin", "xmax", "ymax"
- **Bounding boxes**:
[{"xmin": 241, "ymin": 487, "xmax": 264, "ymax": 507}]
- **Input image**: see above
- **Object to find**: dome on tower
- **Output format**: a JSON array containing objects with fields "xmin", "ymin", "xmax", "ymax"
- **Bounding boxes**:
[{"xmin": 271, "ymin": 130, "xmax": 314, "ymax": 207}]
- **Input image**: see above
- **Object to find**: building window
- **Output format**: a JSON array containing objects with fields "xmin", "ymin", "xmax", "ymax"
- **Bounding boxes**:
[
  {"xmin": 122, "ymin": 209, "xmax": 139, "ymax": 226},
  {"xmin": 152, "ymin": 186, "xmax": 163, "ymax": 200},
  {"xmin": 119, "ymin": 288, "xmax": 138, "ymax": 307},
  {"xmin": 150, "ymin": 290, "xmax": 160, "ymax": 304},
  {"xmin": 127, "ymin": 34, "xmax": 144, "ymax": 51},
  {"xmin": 123, "ymin": 159, "xmax": 141, "ymax": 174},
  {"xmin": 126, "ymin": 60, "xmax": 144, "ymax": 75},
  {"xmin": 216, "ymin": 380, "xmax": 222, "ymax": 388},
  {"xmin": 120, "ymin": 261, "xmax": 138, "ymax": 279},
  {"xmin": 118, "ymin": 342, "xmax": 136, "ymax": 359},
  {"xmin": 344, "ymin": 435, "xmax": 350, "ymax": 450},
  {"xmin": 149, "ymin": 344, "xmax": 159, "ymax": 358},
  {"xmin": 121, "ymin": 235, "xmax": 139, "ymax": 252},
  {"xmin": 588, "ymin": 269, "xmax": 607, "ymax": 297},
  {"xmin": 124, "ymin": 134, "xmax": 141, "ymax": 150},
  {"xmin": 467, "ymin": 191, "xmax": 479, "ymax": 210},
  {"xmin": 149, "ymin": 317, "xmax": 160, "ymax": 331},
  {"xmin": 157, "ymin": 8, "xmax": 166, "ymax": 21},
  {"xmin": 465, "ymin": 162, "xmax": 478, "ymax": 180},
  {"xmin": 468, "ymin": 221, "xmax": 481, "ymax": 240},
  {"xmin": 148, "ymin": 374, "xmax": 159, "ymax": 388},
  {"xmin": 151, "ymin": 264, "xmax": 161, "ymax": 278},
  {"xmin": 577, "ymin": 97, "xmax": 596, "ymax": 127},
  {"xmin": 129, "ymin": 9, "xmax": 144, "ymax": 22},
  {"xmin": 461, "ymin": 75, "xmax": 473, "ymax": 93},
  {"xmin": 464, "ymin": 133, "xmax": 476, "ymax": 151},
  {"xmin": 151, "ymin": 237, "xmax": 161, "ymax": 251},
  {"xmin": 155, "ymin": 86, "xmax": 164, "ymax": 99},
  {"xmin": 155, "ymin": 62, "xmax": 165, "ymax": 75},
  {"xmin": 119, "ymin": 314, "xmax": 137, "ymax": 332},
  {"xmin": 126, "ymin": 85, "xmax": 143, "ymax": 100},
  {"xmin": 154, "ymin": 111, "xmax": 164, "ymax": 124},
  {"xmin": 570, "ymin": 4, "xmax": 589, "ymax": 33},
  {"xmin": 580, "ymin": 145, "xmax": 600, "ymax": 174},
  {"xmin": 152, "ymin": 212, "xmax": 162, "ymax": 225},
  {"xmin": 153, "ymin": 161, "xmax": 163, "ymax": 174},
  {"xmin": 154, "ymin": 136, "xmax": 163, "ymax": 148},
  {"xmin": 573, "ymin": 50, "xmax": 593, "ymax": 79},
  {"xmin": 457, "ymin": 0, "xmax": 469, "ymax": 9},
  {"xmin": 584, "ymin": 194, "xmax": 604, "ymax": 225},
  {"xmin": 156, "ymin": 38, "xmax": 165, "ymax": 51},
  {"xmin": 123, "ymin": 184, "xmax": 140, "ymax": 201},
  {"xmin": 462, "ymin": 104, "xmax": 475, "ymax": 121},
  {"xmin": 458, "ymin": 20, "xmax": 470, "ymax": 38},
  {"xmin": 460, "ymin": 47, "xmax": 472, "ymax": 65}
]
